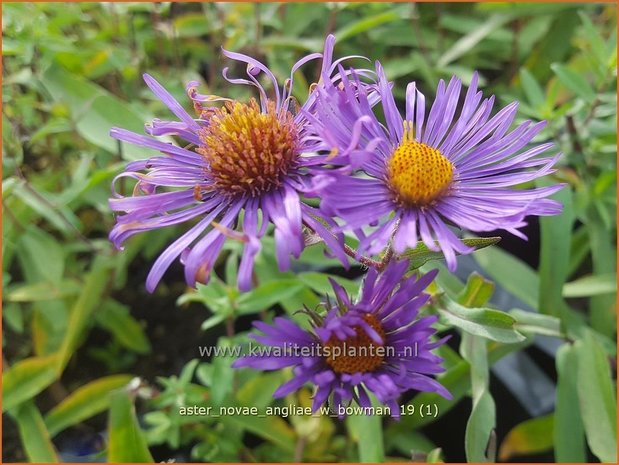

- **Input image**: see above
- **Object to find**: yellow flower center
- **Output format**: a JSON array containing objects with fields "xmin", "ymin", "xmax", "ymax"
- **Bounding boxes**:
[
  {"xmin": 324, "ymin": 314, "xmax": 385, "ymax": 374},
  {"xmin": 387, "ymin": 123, "xmax": 453, "ymax": 206},
  {"xmin": 197, "ymin": 99, "xmax": 298, "ymax": 197}
]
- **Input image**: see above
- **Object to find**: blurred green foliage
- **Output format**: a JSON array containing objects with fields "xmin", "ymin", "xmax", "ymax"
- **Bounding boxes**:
[{"xmin": 2, "ymin": 2, "xmax": 617, "ymax": 463}]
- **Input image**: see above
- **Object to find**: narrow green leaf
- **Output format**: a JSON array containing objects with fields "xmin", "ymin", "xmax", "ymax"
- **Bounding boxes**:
[
  {"xmin": 551, "ymin": 63, "xmax": 596, "ymax": 103},
  {"xmin": 403, "ymin": 337, "xmax": 531, "ymax": 429},
  {"xmin": 222, "ymin": 414, "xmax": 296, "ymax": 453},
  {"xmin": 6, "ymin": 279, "xmax": 81, "ymax": 302},
  {"xmin": 172, "ymin": 13, "xmax": 209, "ymax": 38},
  {"xmin": 457, "ymin": 272, "xmax": 495, "ymax": 308},
  {"xmin": 520, "ymin": 68, "xmax": 546, "ymax": 111},
  {"xmin": 42, "ymin": 63, "xmax": 156, "ymax": 159},
  {"xmin": 177, "ymin": 278, "xmax": 230, "ymax": 314},
  {"xmin": 438, "ymin": 14, "xmax": 510, "ymax": 67},
  {"xmin": 474, "ymin": 247, "xmax": 539, "ymax": 309},
  {"xmin": 12, "ymin": 401, "xmax": 59, "ymax": 462},
  {"xmin": 461, "ymin": 334, "xmax": 495, "ymax": 462},
  {"xmin": 96, "ymin": 301, "xmax": 151, "ymax": 354},
  {"xmin": 3, "ymin": 355, "xmax": 59, "ymax": 412},
  {"xmin": 335, "ymin": 11, "xmax": 399, "ymax": 42},
  {"xmin": 17, "ymin": 226, "xmax": 65, "ymax": 284},
  {"xmin": 347, "ymin": 405, "xmax": 386, "ymax": 462},
  {"xmin": 575, "ymin": 331, "xmax": 617, "ymax": 462},
  {"xmin": 568, "ymin": 225, "xmax": 592, "ymax": 277},
  {"xmin": 577, "ymin": 11, "xmax": 611, "ymax": 69},
  {"xmin": 200, "ymin": 314, "xmax": 226, "ymax": 331},
  {"xmin": 107, "ymin": 389, "xmax": 154, "ymax": 462},
  {"xmin": 510, "ymin": 309, "xmax": 563, "ymax": 338},
  {"xmin": 11, "ymin": 181, "xmax": 80, "ymax": 236},
  {"xmin": 563, "ymin": 273, "xmax": 617, "ymax": 297},
  {"xmin": 297, "ymin": 272, "xmax": 359, "ymax": 296},
  {"xmin": 439, "ymin": 299, "xmax": 526, "ymax": 344},
  {"xmin": 209, "ymin": 339, "xmax": 235, "ymax": 406},
  {"xmin": 236, "ymin": 372, "xmax": 285, "ymax": 410},
  {"xmin": 587, "ymin": 214, "xmax": 617, "ymax": 336},
  {"xmin": 45, "ymin": 375, "xmax": 133, "ymax": 437},
  {"xmin": 465, "ymin": 390, "xmax": 496, "ymax": 462},
  {"xmin": 554, "ymin": 343, "xmax": 586, "ymax": 462},
  {"xmin": 538, "ymin": 182, "xmax": 574, "ymax": 316},
  {"xmin": 236, "ymin": 279, "xmax": 303, "ymax": 314},
  {"xmin": 385, "ymin": 428, "xmax": 436, "ymax": 456},
  {"xmin": 499, "ymin": 414, "xmax": 554, "ymax": 461},
  {"xmin": 426, "ymin": 447, "xmax": 444, "ymax": 463},
  {"xmin": 56, "ymin": 255, "xmax": 114, "ymax": 373},
  {"xmin": 404, "ymin": 237, "xmax": 501, "ymax": 270}
]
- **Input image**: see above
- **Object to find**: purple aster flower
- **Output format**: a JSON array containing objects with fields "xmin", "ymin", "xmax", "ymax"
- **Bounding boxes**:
[
  {"xmin": 307, "ymin": 64, "xmax": 565, "ymax": 270},
  {"xmin": 233, "ymin": 260, "xmax": 451, "ymax": 417},
  {"xmin": 109, "ymin": 36, "xmax": 370, "ymax": 292}
]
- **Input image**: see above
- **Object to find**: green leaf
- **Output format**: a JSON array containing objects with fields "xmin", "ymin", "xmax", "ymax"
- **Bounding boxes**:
[
  {"xmin": 6, "ymin": 279, "xmax": 81, "ymax": 302},
  {"xmin": 236, "ymin": 279, "xmax": 303, "ymax": 314},
  {"xmin": 17, "ymin": 226, "xmax": 65, "ymax": 284},
  {"xmin": 499, "ymin": 414, "xmax": 554, "ymax": 461},
  {"xmin": 45, "ymin": 375, "xmax": 133, "ymax": 437},
  {"xmin": 12, "ymin": 401, "xmax": 59, "ymax": 462},
  {"xmin": 537, "ymin": 181, "xmax": 574, "ymax": 317},
  {"xmin": 551, "ymin": 63, "xmax": 596, "ymax": 103},
  {"xmin": 510, "ymin": 309, "xmax": 563, "ymax": 338},
  {"xmin": 439, "ymin": 299, "xmax": 526, "ymax": 344},
  {"xmin": 403, "ymin": 337, "xmax": 531, "ymax": 430},
  {"xmin": 178, "ymin": 278, "xmax": 230, "ymax": 314},
  {"xmin": 41, "ymin": 63, "xmax": 155, "ymax": 159},
  {"xmin": 209, "ymin": 339, "xmax": 236, "ymax": 406},
  {"xmin": 457, "ymin": 272, "xmax": 495, "ymax": 308},
  {"xmin": 587, "ymin": 213, "xmax": 617, "ymax": 336},
  {"xmin": 385, "ymin": 428, "xmax": 435, "ymax": 456},
  {"xmin": 335, "ymin": 11, "xmax": 399, "ymax": 42},
  {"xmin": 107, "ymin": 389, "xmax": 154, "ymax": 462},
  {"xmin": 465, "ymin": 390, "xmax": 496, "ymax": 462},
  {"xmin": 461, "ymin": 333, "xmax": 496, "ymax": 462},
  {"xmin": 437, "ymin": 14, "xmax": 511, "ymax": 67},
  {"xmin": 520, "ymin": 68, "xmax": 546, "ymax": 111},
  {"xmin": 575, "ymin": 331, "xmax": 617, "ymax": 462},
  {"xmin": 563, "ymin": 273, "xmax": 617, "ymax": 297},
  {"xmin": 554, "ymin": 343, "xmax": 586, "ymax": 462},
  {"xmin": 297, "ymin": 272, "xmax": 359, "ymax": 296},
  {"xmin": 236, "ymin": 372, "xmax": 285, "ymax": 410},
  {"xmin": 96, "ymin": 301, "xmax": 151, "ymax": 354},
  {"xmin": 347, "ymin": 405, "xmax": 386, "ymax": 462},
  {"xmin": 404, "ymin": 237, "xmax": 501, "ymax": 270},
  {"xmin": 577, "ymin": 11, "xmax": 611, "ymax": 71},
  {"xmin": 173, "ymin": 13, "xmax": 209, "ymax": 38},
  {"xmin": 474, "ymin": 247, "xmax": 539, "ymax": 309},
  {"xmin": 426, "ymin": 447, "xmax": 444, "ymax": 463},
  {"xmin": 11, "ymin": 181, "xmax": 80, "ymax": 236},
  {"xmin": 525, "ymin": 9, "xmax": 581, "ymax": 80},
  {"xmin": 56, "ymin": 255, "xmax": 115, "ymax": 373},
  {"xmin": 221, "ymin": 414, "xmax": 296, "ymax": 454},
  {"xmin": 568, "ymin": 225, "xmax": 592, "ymax": 277},
  {"xmin": 200, "ymin": 314, "xmax": 226, "ymax": 331},
  {"xmin": 407, "ymin": 360, "xmax": 470, "ymax": 428},
  {"xmin": 3, "ymin": 355, "xmax": 59, "ymax": 412}
]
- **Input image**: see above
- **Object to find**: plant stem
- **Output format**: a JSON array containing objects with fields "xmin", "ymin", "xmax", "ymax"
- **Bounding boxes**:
[{"xmin": 343, "ymin": 243, "xmax": 394, "ymax": 271}]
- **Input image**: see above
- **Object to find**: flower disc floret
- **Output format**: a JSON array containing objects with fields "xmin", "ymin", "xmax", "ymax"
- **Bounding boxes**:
[
  {"xmin": 324, "ymin": 313, "xmax": 385, "ymax": 374},
  {"xmin": 388, "ymin": 138, "xmax": 453, "ymax": 206},
  {"xmin": 198, "ymin": 99, "xmax": 298, "ymax": 197}
]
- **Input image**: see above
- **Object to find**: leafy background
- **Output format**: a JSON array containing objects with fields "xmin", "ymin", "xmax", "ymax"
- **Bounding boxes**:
[{"xmin": 2, "ymin": 2, "xmax": 617, "ymax": 463}]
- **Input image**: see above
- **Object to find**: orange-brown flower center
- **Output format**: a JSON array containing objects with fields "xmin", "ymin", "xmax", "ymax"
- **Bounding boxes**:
[
  {"xmin": 324, "ymin": 314, "xmax": 385, "ymax": 374},
  {"xmin": 197, "ymin": 99, "xmax": 298, "ymax": 197}
]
